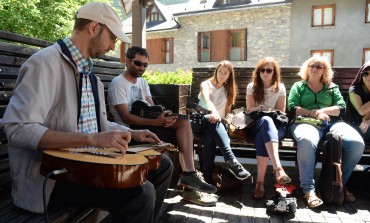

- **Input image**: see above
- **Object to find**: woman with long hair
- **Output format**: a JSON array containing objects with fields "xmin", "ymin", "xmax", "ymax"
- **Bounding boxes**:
[
  {"xmin": 348, "ymin": 61, "xmax": 370, "ymax": 142},
  {"xmin": 288, "ymin": 56, "xmax": 364, "ymax": 208},
  {"xmin": 246, "ymin": 57, "xmax": 291, "ymax": 199},
  {"xmin": 195, "ymin": 60, "xmax": 251, "ymax": 184}
]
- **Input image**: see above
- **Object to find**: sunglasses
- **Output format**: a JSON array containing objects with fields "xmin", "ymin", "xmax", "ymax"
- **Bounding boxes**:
[
  {"xmin": 131, "ymin": 59, "xmax": 149, "ymax": 68},
  {"xmin": 260, "ymin": 68, "xmax": 274, "ymax": 74},
  {"xmin": 308, "ymin": 65, "xmax": 324, "ymax": 70}
]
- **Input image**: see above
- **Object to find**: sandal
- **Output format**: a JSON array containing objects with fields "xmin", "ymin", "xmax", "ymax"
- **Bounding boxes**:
[
  {"xmin": 304, "ymin": 192, "xmax": 323, "ymax": 208},
  {"xmin": 273, "ymin": 167, "xmax": 292, "ymax": 185},
  {"xmin": 345, "ymin": 188, "xmax": 356, "ymax": 202},
  {"xmin": 253, "ymin": 182, "xmax": 265, "ymax": 199}
]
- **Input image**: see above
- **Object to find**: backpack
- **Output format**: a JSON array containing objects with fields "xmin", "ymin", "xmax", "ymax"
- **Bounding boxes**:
[{"xmin": 318, "ymin": 131, "xmax": 344, "ymax": 205}]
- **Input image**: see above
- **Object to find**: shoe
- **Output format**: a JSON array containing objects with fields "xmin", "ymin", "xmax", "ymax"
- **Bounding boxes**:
[
  {"xmin": 228, "ymin": 160, "xmax": 251, "ymax": 180},
  {"xmin": 304, "ymin": 192, "xmax": 323, "ymax": 208},
  {"xmin": 182, "ymin": 189, "xmax": 218, "ymax": 206},
  {"xmin": 253, "ymin": 182, "xmax": 265, "ymax": 199},
  {"xmin": 344, "ymin": 188, "xmax": 356, "ymax": 202},
  {"xmin": 273, "ymin": 167, "xmax": 291, "ymax": 185},
  {"xmin": 178, "ymin": 170, "xmax": 217, "ymax": 193}
]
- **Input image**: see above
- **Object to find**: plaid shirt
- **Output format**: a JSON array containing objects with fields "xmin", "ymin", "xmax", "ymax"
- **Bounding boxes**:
[{"xmin": 63, "ymin": 38, "xmax": 98, "ymax": 134}]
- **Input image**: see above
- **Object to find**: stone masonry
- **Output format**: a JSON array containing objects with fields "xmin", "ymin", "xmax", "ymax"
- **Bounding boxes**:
[{"xmin": 146, "ymin": 4, "xmax": 291, "ymax": 72}]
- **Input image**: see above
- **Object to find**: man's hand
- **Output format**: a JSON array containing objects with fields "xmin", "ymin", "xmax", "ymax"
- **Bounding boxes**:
[
  {"xmin": 157, "ymin": 110, "xmax": 177, "ymax": 127},
  {"xmin": 89, "ymin": 130, "xmax": 131, "ymax": 154},
  {"xmin": 130, "ymin": 129, "xmax": 162, "ymax": 144}
]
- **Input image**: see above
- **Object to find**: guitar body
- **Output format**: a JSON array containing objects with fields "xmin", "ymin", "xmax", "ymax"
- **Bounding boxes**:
[
  {"xmin": 131, "ymin": 100, "xmax": 203, "ymax": 123},
  {"xmin": 40, "ymin": 148, "xmax": 149, "ymax": 188},
  {"xmin": 131, "ymin": 100, "xmax": 165, "ymax": 119}
]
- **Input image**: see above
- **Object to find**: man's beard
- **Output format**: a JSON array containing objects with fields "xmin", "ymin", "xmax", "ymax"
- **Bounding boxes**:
[
  {"xmin": 129, "ymin": 66, "xmax": 143, "ymax": 78},
  {"xmin": 90, "ymin": 33, "xmax": 106, "ymax": 58}
]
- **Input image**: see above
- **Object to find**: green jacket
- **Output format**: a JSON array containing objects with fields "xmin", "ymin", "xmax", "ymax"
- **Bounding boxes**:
[{"xmin": 287, "ymin": 81, "xmax": 346, "ymax": 115}]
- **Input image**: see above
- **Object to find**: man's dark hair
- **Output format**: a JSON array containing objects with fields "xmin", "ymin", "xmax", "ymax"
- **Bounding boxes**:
[{"xmin": 126, "ymin": 46, "xmax": 150, "ymax": 60}]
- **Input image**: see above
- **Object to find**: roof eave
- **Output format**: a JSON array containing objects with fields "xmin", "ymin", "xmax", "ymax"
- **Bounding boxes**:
[{"xmin": 173, "ymin": 1, "xmax": 292, "ymax": 17}]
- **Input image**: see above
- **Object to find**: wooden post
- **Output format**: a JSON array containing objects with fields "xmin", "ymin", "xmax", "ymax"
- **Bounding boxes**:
[{"xmin": 132, "ymin": 0, "xmax": 146, "ymax": 47}]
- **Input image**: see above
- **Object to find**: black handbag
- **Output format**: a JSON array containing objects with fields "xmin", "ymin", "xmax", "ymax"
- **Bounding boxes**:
[{"xmin": 249, "ymin": 110, "xmax": 289, "ymax": 127}]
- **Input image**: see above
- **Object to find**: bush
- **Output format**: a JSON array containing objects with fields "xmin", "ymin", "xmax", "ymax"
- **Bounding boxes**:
[{"xmin": 142, "ymin": 69, "xmax": 192, "ymax": 84}]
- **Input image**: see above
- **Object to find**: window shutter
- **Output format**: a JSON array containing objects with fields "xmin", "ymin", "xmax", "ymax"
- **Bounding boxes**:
[{"xmin": 210, "ymin": 30, "xmax": 228, "ymax": 62}]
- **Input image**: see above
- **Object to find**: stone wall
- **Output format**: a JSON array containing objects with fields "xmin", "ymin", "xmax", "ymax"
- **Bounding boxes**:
[{"xmin": 147, "ymin": 4, "xmax": 291, "ymax": 72}]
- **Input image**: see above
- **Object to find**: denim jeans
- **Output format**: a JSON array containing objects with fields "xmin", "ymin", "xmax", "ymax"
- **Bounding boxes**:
[
  {"xmin": 246, "ymin": 116, "xmax": 286, "ymax": 157},
  {"xmin": 289, "ymin": 121, "xmax": 364, "ymax": 194},
  {"xmin": 192, "ymin": 118, "xmax": 236, "ymax": 183}
]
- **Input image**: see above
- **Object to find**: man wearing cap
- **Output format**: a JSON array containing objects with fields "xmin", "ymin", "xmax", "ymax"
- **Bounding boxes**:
[{"xmin": 0, "ymin": 2, "xmax": 172, "ymax": 223}]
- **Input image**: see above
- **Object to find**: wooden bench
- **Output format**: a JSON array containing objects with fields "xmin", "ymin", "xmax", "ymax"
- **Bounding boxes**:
[
  {"xmin": 191, "ymin": 66, "xmax": 370, "ymax": 166},
  {"xmin": 0, "ymin": 30, "xmax": 127, "ymax": 222}
]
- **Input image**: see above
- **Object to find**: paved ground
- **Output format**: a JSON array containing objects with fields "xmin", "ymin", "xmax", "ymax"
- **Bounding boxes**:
[{"xmin": 157, "ymin": 164, "xmax": 370, "ymax": 223}]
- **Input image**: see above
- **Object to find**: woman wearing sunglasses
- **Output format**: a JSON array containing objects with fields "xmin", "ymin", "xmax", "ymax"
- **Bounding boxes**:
[
  {"xmin": 288, "ymin": 56, "xmax": 364, "ymax": 208},
  {"xmin": 348, "ymin": 61, "xmax": 370, "ymax": 142},
  {"xmin": 246, "ymin": 57, "xmax": 291, "ymax": 199}
]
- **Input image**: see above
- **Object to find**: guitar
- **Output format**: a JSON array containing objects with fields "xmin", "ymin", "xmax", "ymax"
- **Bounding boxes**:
[
  {"xmin": 40, "ymin": 144, "xmax": 173, "ymax": 188},
  {"xmin": 131, "ymin": 100, "xmax": 203, "ymax": 123},
  {"xmin": 186, "ymin": 102, "xmax": 254, "ymax": 129}
]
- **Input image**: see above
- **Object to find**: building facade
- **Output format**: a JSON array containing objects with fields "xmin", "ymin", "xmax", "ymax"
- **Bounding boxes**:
[{"xmin": 121, "ymin": 0, "xmax": 369, "ymax": 72}]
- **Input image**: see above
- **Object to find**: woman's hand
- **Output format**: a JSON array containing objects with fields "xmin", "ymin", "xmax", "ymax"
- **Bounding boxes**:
[
  {"xmin": 359, "ymin": 122, "xmax": 369, "ymax": 134},
  {"xmin": 315, "ymin": 112, "xmax": 330, "ymax": 122},
  {"xmin": 208, "ymin": 113, "xmax": 221, "ymax": 123}
]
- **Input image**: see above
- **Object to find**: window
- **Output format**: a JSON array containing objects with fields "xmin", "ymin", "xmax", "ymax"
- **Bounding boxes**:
[
  {"xmin": 147, "ymin": 5, "xmax": 163, "ymax": 22},
  {"xmin": 363, "ymin": 48, "xmax": 370, "ymax": 64},
  {"xmin": 216, "ymin": 0, "xmax": 251, "ymax": 6},
  {"xmin": 311, "ymin": 49, "xmax": 334, "ymax": 66},
  {"xmin": 198, "ymin": 29, "xmax": 247, "ymax": 62},
  {"xmin": 230, "ymin": 30, "xmax": 245, "ymax": 61},
  {"xmin": 366, "ymin": 0, "xmax": 370, "ymax": 23},
  {"xmin": 200, "ymin": 32, "xmax": 210, "ymax": 62},
  {"xmin": 312, "ymin": 5, "xmax": 335, "ymax": 27},
  {"xmin": 146, "ymin": 38, "xmax": 174, "ymax": 64}
]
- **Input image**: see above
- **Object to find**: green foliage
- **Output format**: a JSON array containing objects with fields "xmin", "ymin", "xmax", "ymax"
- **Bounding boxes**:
[
  {"xmin": 142, "ymin": 69, "xmax": 192, "ymax": 84},
  {"xmin": 0, "ymin": 0, "xmax": 120, "ymax": 42}
]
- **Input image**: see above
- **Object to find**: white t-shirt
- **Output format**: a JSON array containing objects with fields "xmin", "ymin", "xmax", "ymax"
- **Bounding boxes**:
[
  {"xmin": 198, "ymin": 80, "xmax": 228, "ymax": 117},
  {"xmin": 108, "ymin": 74, "xmax": 151, "ymax": 126},
  {"xmin": 246, "ymin": 82, "xmax": 286, "ymax": 108}
]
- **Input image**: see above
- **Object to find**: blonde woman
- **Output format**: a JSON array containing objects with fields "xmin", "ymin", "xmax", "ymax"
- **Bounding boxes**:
[{"xmin": 288, "ymin": 56, "xmax": 364, "ymax": 208}]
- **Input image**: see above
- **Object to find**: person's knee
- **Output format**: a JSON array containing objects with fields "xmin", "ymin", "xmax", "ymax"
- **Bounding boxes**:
[
  {"xmin": 143, "ymin": 182, "xmax": 156, "ymax": 197},
  {"xmin": 161, "ymin": 154, "xmax": 174, "ymax": 174},
  {"xmin": 260, "ymin": 116, "xmax": 275, "ymax": 126}
]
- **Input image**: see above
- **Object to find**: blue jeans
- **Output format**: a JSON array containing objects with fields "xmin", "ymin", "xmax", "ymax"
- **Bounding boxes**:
[
  {"xmin": 289, "ymin": 121, "xmax": 364, "ymax": 194},
  {"xmin": 192, "ymin": 119, "xmax": 236, "ymax": 183},
  {"xmin": 247, "ymin": 116, "xmax": 286, "ymax": 157}
]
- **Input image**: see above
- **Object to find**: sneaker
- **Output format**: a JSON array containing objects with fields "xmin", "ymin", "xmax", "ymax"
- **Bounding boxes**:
[
  {"xmin": 177, "ymin": 170, "xmax": 217, "ymax": 193},
  {"xmin": 228, "ymin": 160, "xmax": 251, "ymax": 180},
  {"xmin": 182, "ymin": 189, "xmax": 218, "ymax": 206}
]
